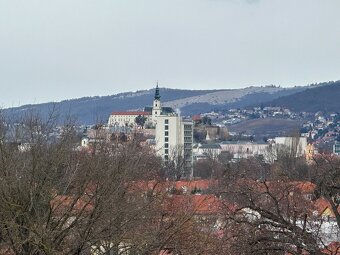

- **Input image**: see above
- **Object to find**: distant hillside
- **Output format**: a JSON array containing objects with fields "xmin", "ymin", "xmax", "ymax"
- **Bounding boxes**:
[
  {"xmin": 179, "ymin": 87, "xmax": 306, "ymax": 114},
  {"xmin": 263, "ymin": 81, "xmax": 340, "ymax": 113},
  {"xmin": 3, "ymin": 88, "xmax": 213, "ymax": 125},
  {"xmin": 228, "ymin": 118, "xmax": 302, "ymax": 137},
  {"xmin": 3, "ymin": 85, "xmax": 306, "ymax": 125}
]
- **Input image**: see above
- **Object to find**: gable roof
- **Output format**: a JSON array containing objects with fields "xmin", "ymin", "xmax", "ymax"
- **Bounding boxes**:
[
  {"xmin": 199, "ymin": 144, "xmax": 221, "ymax": 149},
  {"xmin": 110, "ymin": 111, "xmax": 151, "ymax": 116}
]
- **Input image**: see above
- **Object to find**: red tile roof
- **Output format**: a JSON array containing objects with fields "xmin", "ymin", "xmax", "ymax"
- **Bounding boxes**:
[
  {"xmin": 192, "ymin": 115, "xmax": 202, "ymax": 121},
  {"xmin": 164, "ymin": 194, "xmax": 223, "ymax": 215},
  {"xmin": 110, "ymin": 111, "xmax": 151, "ymax": 116},
  {"xmin": 174, "ymin": 180, "xmax": 217, "ymax": 192},
  {"xmin": 236, "ymin": 179, "xmax": 316, "ymax": 194},
  {"xmin": 129, "ymin": 180, "xmax": 217, "ymax": 194},
  {"xmin": 322, "ymin": 242, "xmax": 340, "ymax": 255},
  {"xmin": 286, "ymin": 242, "xmax": 340, "ymax": 255},
  {"xmin": 292, "ymin": 181, "xmax": 316, "ymax": 194},
  {"xmin": 313, "ymin": 197, "xmax": 340, "ymax": 217}
]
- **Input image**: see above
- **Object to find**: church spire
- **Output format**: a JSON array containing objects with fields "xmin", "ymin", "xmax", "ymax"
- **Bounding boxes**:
[{"xmin": 154, "ymin": 81, "xmax": 161, "ymax": 100}]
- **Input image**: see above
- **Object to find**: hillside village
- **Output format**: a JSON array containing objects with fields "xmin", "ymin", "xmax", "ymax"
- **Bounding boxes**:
[
  {"xmin": 78, "ymin": 85, "xmax": 340, "ymax": 167},
  {"xmin": 195, "ymin": 106, "xmax": 340, "ymax": 155}
]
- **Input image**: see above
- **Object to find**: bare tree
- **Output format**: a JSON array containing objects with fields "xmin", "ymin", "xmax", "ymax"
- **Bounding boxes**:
[
  {"xmin": 163, "ymin": 145, "xmax": 188, "ymax": 181},
  {"xmin": 0, "ymin": 113, "xmax": 222, "ymax": 255},
  {"xmin": 0, "ymin": 113, "xmax": 164, "ymax": 254},
  {"xmin": 214, "ymin": 154, "xmax": 340, "ymax": 255},
  {"xmin": 311, "ymin": 155, "xmax": 340, "ymax": 230}
]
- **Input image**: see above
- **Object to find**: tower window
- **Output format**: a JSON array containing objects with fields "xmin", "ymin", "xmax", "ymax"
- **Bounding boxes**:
[{"xmin": 155, "ymin": 111, "xmax": 157, "ymax": 114}]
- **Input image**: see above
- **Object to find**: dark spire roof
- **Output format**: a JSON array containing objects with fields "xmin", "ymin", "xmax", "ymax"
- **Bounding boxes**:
[{"xmin": 154, "ymin": 81, "xmax": 161, "ymax": 100}]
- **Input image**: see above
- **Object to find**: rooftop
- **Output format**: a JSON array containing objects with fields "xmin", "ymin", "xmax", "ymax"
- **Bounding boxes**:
[
  {"xmin": 199, "ymin": 143, "xmax": 221, "ymax": 149},
  {"xmin": 110, "ymin": 111, "xmax": 151, "ymax": 116}
]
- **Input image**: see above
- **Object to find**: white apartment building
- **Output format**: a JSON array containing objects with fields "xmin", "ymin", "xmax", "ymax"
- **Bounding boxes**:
[
  {"xmin": 220, "ymin": 141, "xmax": 271, "ymax": 162},
  {"xmin": 219, "ymin": 137, "xmax": 308, "ymax": 163},
  {"xmin": 155, "ymin": 115, "xmax": 194, "ymax": 178},
  {"xmin": 193, "ymin": 143, "xmax": 222, "ymax": 160},
  {"xmin": 107, "ymin": 84, "xmax": 194, "ymax": 178},
  {"xmin": 273, "ymin": 136, "xmax": 307, "ymax": 157}
]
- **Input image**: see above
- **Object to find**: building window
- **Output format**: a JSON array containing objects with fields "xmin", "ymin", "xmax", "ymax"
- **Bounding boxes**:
[
  {"xmin": 165, "ymin": 125, "xmax": 168, "ymax": 130},
  {"xmin": 165, "ymin": 119, "xmax": 169, "ymax": 124},
  {"xmin": 165, "ymin": 155, "xmax": 169, "ymax": 160},
  {"xmin": 184, "ymin": 137, "xmax": 192, "ymax": 142},
  {"xmin": 155, "ymin": 111, "xmax": 157, "ymax": 114},
  {"xmin": 165, "ymin": 137, "xmax": 168, "ymax": 142},
  {"xmin": 165, "ymin": 149, "xmax": 168, "ymax": 154},
  {"xmin": 184, "ymin": 131, "xmax": 192, "ymax": 136},
  {"xmin": 165, "ymin": 131, "xmax": 168, "ymax": 136},
  {"xmin": 165, "ymin": 143, "xmax": 169, "ymax": 148}
]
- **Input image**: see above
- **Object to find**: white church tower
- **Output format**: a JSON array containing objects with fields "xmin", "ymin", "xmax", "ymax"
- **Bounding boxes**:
[{"xmin": 152, "ymin": 82, "xmax": 162, "ymax": 123}]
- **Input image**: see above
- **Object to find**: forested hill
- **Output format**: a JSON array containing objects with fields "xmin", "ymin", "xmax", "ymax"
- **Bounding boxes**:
[
  {"xmin": 3, "ymin": 88, "xmax": 214, "ymax": 125},
  {"xmin": 263, "ymin": 81, "xmax": 340, "ymax": 113},
  {"xmin": 3, "ymin": 86, "xmax": 306, "ymax": 125}
]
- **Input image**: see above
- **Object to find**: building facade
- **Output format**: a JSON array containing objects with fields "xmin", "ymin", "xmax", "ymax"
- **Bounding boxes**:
[
  {"xmin": 220, "ymin": 141, "xmax": 270, "ymax": 162},
  {"xmin": 107, "ymin": 111, "xmax": 151, "ymax": 127},
  {"xmin": 193, "ymin": 143, "xmax": 222, "ymax": 160},
  {"xmin": 155, "ymin": 115, "xmax": 194, "ymax": 178},
  {"xmin": 273, "ymin": 136, "xmax": 307, "ymax": 157},
  {"xmin": 106, "ymin": 84, "xmax": 194, "ymax": 178}
]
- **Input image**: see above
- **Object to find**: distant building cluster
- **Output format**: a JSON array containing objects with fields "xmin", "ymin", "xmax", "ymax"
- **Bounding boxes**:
[
  {"xmin": 193, "ymin": 136, "xmax": 309, "ymax": 163},
  {"xmin": 82, "ymin": 84, "xmax": 194, "ymax": 178},
  {"xmin": 78, "ymin": 84, "xmax": 340, "ymax": 180}
]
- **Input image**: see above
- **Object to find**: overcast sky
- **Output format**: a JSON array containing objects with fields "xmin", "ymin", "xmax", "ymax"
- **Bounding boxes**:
[{"xmin": 0, "ymin": 0, "xmax": 339, "ymax": 107}]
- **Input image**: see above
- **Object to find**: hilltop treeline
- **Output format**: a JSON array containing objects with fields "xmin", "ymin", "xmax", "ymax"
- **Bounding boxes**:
[{"xmin": 264, "ymin": 81, "xmax": 340, "ymax": 113}]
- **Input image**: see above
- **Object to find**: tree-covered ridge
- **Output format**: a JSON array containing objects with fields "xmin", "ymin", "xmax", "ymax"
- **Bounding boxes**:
[
  {"xmin": 264, "ymin": 81, "xmax": 340, "ymax": 113},
  {"xmin": 2, "ymin": 86, "xmax": 304, "ymax": 125}
]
